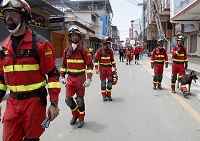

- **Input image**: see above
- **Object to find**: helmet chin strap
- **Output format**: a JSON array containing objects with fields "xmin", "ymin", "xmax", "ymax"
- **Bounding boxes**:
[{"xmin": 8, "ymin": 23, "xmax": 21, "ymax": 34}]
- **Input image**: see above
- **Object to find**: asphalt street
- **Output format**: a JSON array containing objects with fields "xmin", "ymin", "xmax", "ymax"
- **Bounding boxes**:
[{"xmin": 0, "ymin": 54, "xmax": 200, "ymax": 141}]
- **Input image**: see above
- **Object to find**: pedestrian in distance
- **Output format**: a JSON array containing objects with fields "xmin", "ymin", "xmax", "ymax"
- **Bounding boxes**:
[
  {"xmin": 0, "ymin": 0, "xmax": 61, "ymax": 140},
  {"xmin": 151, "ymin": 38, "xmax": 168, "ymax": 90},
  {"xmin": 94, "ymin": 37, "xmax": 117, "ymax": 101},
  {"xmin": 171, "ymin": 35, "xmax": 189, "ymax": 98},
  {"xmin": 119, "ymin": 46, "xmax": 125, "ymax": 62},
  {"xmin": 60, "ymin": 25, "xmax": 93, "ymax": 128}
]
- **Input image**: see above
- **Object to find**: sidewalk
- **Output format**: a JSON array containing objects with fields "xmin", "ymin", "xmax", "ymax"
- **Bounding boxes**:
[{"xmin": 168, "ymin": 53, "xmax": 200, "ymax": 76}]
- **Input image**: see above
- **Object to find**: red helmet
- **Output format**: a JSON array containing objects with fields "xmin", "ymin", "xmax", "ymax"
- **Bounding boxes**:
[
  {"xmin": 103, "ymin": 37, "xmax": 112, "ymax": 44},
  {"xmin": 0, "ymin": 0, "xmax": 32, "ymax": 21},
  {"xmin": 112, "ymin": 71, "xmax": 118, "ymax": 85},
  {"xmin": 157, "ymin": 38, "xmax": 164, "ymax": 44},
  {"xmin": 177, "ymin": 35, "xmax": 185, "ymax": 42}
]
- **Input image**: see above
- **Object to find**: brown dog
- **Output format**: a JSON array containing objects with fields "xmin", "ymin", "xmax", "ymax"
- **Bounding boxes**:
[{"xmin": 177, "ymin": 70, "xmax": 198, "ymax": 93}]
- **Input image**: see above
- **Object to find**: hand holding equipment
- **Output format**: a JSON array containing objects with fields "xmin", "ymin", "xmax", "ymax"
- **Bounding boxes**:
[
  {"xmin": 41, "ymin": 115, "xmax": 51, "ymax": 128},
  {"xmin": 83, "ymin": 79, "xmax": 91, "ymax": 87}
]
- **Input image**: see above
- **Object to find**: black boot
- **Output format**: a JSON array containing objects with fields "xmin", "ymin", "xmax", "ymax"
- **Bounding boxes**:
[
  {"xmin": 103, "ymin": 97, "xmax": 107, "ymax": 101},
  {"xmin": 77, "ymin": 120, "xmax": 84, "ymax": 128},
  {"xmin": 158, "ymin": 86, "xmax": 163, "ymax": 90},
  {"xmin": 107, "ymin": 96, "xmax": 112, "ymax": 101},
  {"xmin": 70, "ymin": 117, "xmax": 78, "ymax": 125},
  {"xmin": 172, "ymin": 89, "xmax": 176, "ymax": 93},
  {"xmin": 183, "ymin": 92, "xmax": 189, "ymax": 98},
  {"xmin": 153, "ymin": 86, "xmax": 156, "ymax": 90}
]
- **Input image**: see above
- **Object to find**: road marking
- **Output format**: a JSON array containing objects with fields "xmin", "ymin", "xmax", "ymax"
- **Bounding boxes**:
[{"xmin": 141, "ymin": 61, "xmax": 200, "ymax": 123}]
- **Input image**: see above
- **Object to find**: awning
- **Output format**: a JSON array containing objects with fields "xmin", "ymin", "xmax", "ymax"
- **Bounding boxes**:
[
  {"xmin": 27, "ymin": 0, "xmax": 64, "ymax": 16},
  {"xmin": 172, "ymin": 0, "xmax": 200, "ymax": 22}
]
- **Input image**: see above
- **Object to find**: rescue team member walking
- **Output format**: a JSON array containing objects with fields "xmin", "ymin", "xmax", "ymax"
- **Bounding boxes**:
[
  {"xmin": 171, "ymin": 35, "xmax": 188, "ymax": 98},
  {"xmin": 94, "ymin": 37, "xmax": 117, "ymax": 101},
  {"xmin": 125, "ymin": 45, "xmax": 133, "ymax": 65},
  {"xmin": 60, "ymin": 25, "xmax": 93, "ymax": 128},
  {"xmin": 134, "ymin": 42, "xmax": 141, "ymax": 65},
  {"xmin": 151, "ymin": 39, "xmax": 168, "ymax": 90},
  {"xmin": 0, "ymin": 0, "xmax": 61, "ymax": 140},
  {"xmin": 119, "ymin": 46, "xmax": 125, "ymax": 62}
]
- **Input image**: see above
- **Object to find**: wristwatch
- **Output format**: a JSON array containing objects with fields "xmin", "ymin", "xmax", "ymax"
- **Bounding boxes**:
[{"xmin": 51, "ymin": 101, "xmax": 58, "ymax": 107}]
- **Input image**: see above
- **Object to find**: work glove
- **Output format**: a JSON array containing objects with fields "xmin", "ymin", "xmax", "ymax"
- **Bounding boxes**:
[
  {"xmin": 165, "ymin": 64, "xmax": 168, "ymax": 68},
  {"xmin": 60, "ymin": 77, "xmax": 66, "ymax": 84},
  {"xmin": 83, "ymin": 79, "xmax": 91, "ymax": 87},
  {"xmin": 96, "ymin": 69, "xmax": 100, "ymax": 74},
  {"xmin": 151, "ymin": 64, "xmax": 154, "ymax": 69},
  {"xmin": 184, "ymin": 63, "xmax": 188, "ymax": 70}
]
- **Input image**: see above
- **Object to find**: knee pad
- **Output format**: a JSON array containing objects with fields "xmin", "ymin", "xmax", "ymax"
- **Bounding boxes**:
[
  {"xmin": 24, "ymin": 138, "xmax": 40, "ymax": 141},
  {"xmin": 171, "ymin": 75, "xmax": 177, "ymax": 83},
  {"xmin": 76, "ymin": 96, "xmax": 85, "ymax": 108},
  {"xmin": 158, "ymin": 74, "xmax": 163, "ymax": 82},
  {"xmin": 65, "ymin": 97, "xmax": 73, "ymax": 107},
  {"xmin": 101, "ymin": 80, "xmax": 106, "ymax": 90},
  {"xmin": 153, "ymin": 75, "xmax": 157, "ymax": 81},
  {"xmin": 107, "ymin": 80, "xmax": 113, "ymax": 90}
]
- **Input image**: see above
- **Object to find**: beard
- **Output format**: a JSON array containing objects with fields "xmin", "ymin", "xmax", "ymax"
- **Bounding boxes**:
[{"xmin": 6, "ymin": 19, "xmax": 18, "ymax": 30}]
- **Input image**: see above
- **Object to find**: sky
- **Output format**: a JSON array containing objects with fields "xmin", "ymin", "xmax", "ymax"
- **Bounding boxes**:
[{"xmin": 109, "ymin": 0, "xmax": 143, "ymax": 42}]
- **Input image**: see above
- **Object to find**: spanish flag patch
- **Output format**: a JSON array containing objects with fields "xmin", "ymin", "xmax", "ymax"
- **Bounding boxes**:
[{"xmin": 45, "ymin": 49, "xmax": 52, "ymax": 56}]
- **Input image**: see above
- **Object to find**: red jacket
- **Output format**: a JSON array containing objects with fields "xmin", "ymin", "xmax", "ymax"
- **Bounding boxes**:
[
  {"xmin": 0, "ymin": 28, "xmax": 60, "ymax": 102},
  {"xmin": 171, "ymin": 44, "xmax": 188, "ymax": 64},
  {"xmin": 134, "ymin": 46, "xmax": 141, "ymax": 54},
  {"xmin": 151, "ymin": 47, "xmax": 168, "ymax": 65},
  {"xmin": 94, "ymin": 46, "xmax": 116, "ymax": 69},
  {"xmin": 60, "ymin": 44, "xmax": 93, "ymax": 80}
]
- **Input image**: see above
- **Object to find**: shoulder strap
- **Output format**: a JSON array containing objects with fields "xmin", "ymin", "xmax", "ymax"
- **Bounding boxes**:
[{"xmin": 32, "ymin": 31, "xmax": 40, "ymax": 64}]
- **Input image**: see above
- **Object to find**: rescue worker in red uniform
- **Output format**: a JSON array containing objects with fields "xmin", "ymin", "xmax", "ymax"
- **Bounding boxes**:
[
  {"xmin": 171, "ymin": 35, "xmax": 188, "ymax": 97},
  {"xmin": 151, "ymin": 39, "xmax": 168, "ymax": 90},
  {"xmin": 0, "ymin": 0, "xmax": 61, "ymax": 140},
  {"xmin": 94, "ymin": 37, "xmax": 117, "ymax": 101},
  {"xmin": 60, "ymin": 25, "xmax": 93, "ymax": 128},
  {"xmin": 134, "ymin": 42, "xmax": 141, "ymax": 65},
  {"xmin": 125, "ymin": 45, "xmax": 133, "ymax": 65}
]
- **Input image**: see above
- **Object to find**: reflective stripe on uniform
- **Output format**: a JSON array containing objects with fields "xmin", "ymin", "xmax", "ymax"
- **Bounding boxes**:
[
  {"xmin": 60, "ymin": 68, "xmax": 67, "ymax": 72},
  {"xmin": 66, "ymin": 59, "xmax": 84, "ymax": 63},
  {"xmin": 3, "ymin": 64, "xmax": 40, "ymax": 72},
  {"xmin": 67, "ymin": 69, "xmax": 85, "ymax": 73},
  {"xmin": 48, "ymin": 82, "xmax": 61, "ymax": 88},
  {"xmin": 0, "ymin": 84, "xmax": 7, "ymax": 91},
  {"xmin": 7, "ymin": 80, "xmax": 46, "ymax": 92}
]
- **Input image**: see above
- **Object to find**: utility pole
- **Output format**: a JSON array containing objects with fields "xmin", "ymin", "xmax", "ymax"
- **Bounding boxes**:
[
  {"xmin": 151, "ymin": 0, "xmax": 164, "ymax": 39},
  {"xmin": 151, "ymin": 0, "xmax": 174, "ymax": 48}
]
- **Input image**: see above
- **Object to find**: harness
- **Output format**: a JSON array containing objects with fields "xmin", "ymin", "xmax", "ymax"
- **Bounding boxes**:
[
  {"xmin": 65, "ymin": 46, "xmax": 86, "ymax": 76},
  {"xmin": 0, "ymin": 31, "xmax": 40, "ymax": 63},
  {"xmin": 0, "ymin": 31, "xmax": 48, "ymax": 102},
  {"xmin": 99, "ymin": 48, "xmax": 112, "ymax": 67},
  {"xmin": 65, "ymin": 46, "xmax": 84, "ymax": 60}
]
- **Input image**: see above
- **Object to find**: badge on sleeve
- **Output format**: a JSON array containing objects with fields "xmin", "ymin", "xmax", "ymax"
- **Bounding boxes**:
[{"xmin": 44, "ymin": 49, "xmax": 52, "ymax": 56}]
